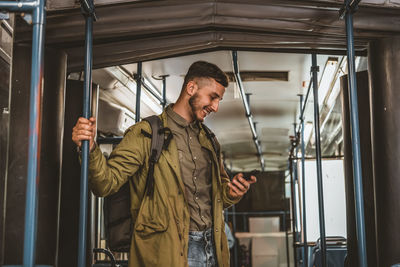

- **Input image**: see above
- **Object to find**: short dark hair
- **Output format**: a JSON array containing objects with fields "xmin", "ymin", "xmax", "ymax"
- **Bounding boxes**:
[{"xmin": 182, "ymin": 61, "xmax": 229, "ymax": 90}]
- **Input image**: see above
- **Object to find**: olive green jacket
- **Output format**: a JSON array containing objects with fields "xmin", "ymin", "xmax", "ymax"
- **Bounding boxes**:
[{"xmin": 88, "ymin": 110, "xmax": 240, "ymax": 267}]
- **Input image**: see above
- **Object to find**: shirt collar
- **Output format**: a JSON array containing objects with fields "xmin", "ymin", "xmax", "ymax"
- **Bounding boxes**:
[{"xmin": 166, "ymin": 104, "xmax": 199, "ymax": 130}]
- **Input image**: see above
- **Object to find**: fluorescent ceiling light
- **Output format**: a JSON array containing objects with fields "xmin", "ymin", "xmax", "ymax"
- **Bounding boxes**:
[
  {"xmin": 303, "ymin": 122, "xmax": 314, "ymax": 150},
  {"xmin": 326, "ymin": 78, "xmax": 341, "ymax": 110},
  {"xmin": 325, "ymin": 57, "xmax": 347, "ymax": 110},
  {"xmin": 295, "ymin": 183, "xmax": 302, "ymax": 231},
  {"xmin": 318, "ymin": 57, "xmax": 339, "ymax": 105},
  {"xmin": 105, "ymin": 67, "xmax": 163, "ymax": 116},
  {"xmin": 142, "ymin": 74, "xmax": 163, "ymax": 101},
  {"xmin": 233, "ymin": 82, "xmax": 240, "ymax": 99}
]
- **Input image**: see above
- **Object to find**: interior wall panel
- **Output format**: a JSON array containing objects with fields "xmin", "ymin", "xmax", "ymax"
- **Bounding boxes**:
[
  {"xmin": 0, "ymin": 16, "xmax": 13, "ymax": 264},
  {"xmin": 3, "ymin": 42, "xmax": 67, "ymax": 265},
  {"xmin": 369, "ymin": 36, "xmax": 400, "ymax": 267},
  {"xmin": 0, "ymin": 42, "xmax": 11, "ymax": 267}
]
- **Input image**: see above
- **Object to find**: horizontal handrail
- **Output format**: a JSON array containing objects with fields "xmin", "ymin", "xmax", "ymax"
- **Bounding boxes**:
[
  {"xmin": 226, "ymin": 211, "xmax": 288, "ymax": 216},
  {"xmin": 0, "ymin": 1, "xmax": 38, "ymax": 12}
]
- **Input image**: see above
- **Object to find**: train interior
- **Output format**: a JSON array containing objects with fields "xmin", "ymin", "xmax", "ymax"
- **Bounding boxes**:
[{"xmin": 1, "ymin": 1, "xmax": 400, "ymax": 267}]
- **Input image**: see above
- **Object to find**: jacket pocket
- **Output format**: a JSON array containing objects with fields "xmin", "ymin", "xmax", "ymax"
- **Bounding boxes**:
[{"xmin": 134, "ymin": 189, "xmax": 169, "ymax": 238}]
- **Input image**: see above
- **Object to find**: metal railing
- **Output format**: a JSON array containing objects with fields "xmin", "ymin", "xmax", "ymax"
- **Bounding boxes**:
[{"xmin": 289, "ymin": 1, "xmax": 368, "ymax": 266}]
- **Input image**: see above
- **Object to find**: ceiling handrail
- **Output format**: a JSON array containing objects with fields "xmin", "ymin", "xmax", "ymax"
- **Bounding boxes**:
[{"xmin": 231, "ymin": 51, "xmax": 265, "ymax": 171}]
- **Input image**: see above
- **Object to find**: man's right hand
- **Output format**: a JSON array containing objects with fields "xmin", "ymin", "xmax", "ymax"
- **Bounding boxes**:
[{"xmin": 72, "ymin": 117, "xmax": 96, "ymax": 151}]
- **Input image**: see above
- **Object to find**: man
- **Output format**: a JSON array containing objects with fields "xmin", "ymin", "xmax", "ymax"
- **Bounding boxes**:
[{"xmin": 72, "ymin": 61, "xmax": 257, "ymax": 267}]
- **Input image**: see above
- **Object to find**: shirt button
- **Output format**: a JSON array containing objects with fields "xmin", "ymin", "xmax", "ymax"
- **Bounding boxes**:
[
  {"xmin": 217, "ymin": 199, "xmax": 221, "ymax": 202},
  {"xmin": 215, "ymin": 228, "xmax": 219, "ymax": 232},
  {"xmin": 196, "ymin": 197, "xmax": 199, "ymax": 200},
  {"xmin": 194, "ymin": 176, "xmax": 197, "ymax": 180},
  {"xmin": 194, "ymin": 156, "xmax": 197, "ymax": 160}
]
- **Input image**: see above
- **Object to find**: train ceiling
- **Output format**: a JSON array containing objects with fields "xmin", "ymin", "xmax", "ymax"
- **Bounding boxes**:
[{"xmin": 13, "ymin": 0, "xmax": 400, "ymax": 71}]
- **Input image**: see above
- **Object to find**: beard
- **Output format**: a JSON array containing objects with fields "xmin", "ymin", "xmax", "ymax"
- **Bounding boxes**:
[{"xmin": 189, "ymin": 92, "xmax": 205, "ymax": 122}]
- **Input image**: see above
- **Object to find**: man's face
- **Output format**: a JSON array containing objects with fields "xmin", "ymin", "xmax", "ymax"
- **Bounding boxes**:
[{"xmin": 188, "ymin": 78, "xmax": 225, "ymax": 122}]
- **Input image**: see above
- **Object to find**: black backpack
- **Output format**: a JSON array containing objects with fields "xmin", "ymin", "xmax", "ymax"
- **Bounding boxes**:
[{"xmin": 103, "ymin": 115, "xmax": 219, "ymax": 252}]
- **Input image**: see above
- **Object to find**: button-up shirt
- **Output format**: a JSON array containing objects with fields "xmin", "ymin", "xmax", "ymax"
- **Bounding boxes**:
[{"xmin": 166, "ymin": 105, "xmax": 212, "ymax": 231}]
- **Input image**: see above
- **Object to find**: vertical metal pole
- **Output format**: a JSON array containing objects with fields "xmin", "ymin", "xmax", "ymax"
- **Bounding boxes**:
[
  {"xmin": 289, "ymin": 158, "xmax": 298, "ymax": 234},
  {"xmin": 135, "ymin": 62, "xmax": 142, "ymax": 123},
  {"xmin": 299, "ymin": 95, "xmax": 308, "ymax": 267},
  {"xmin": 242, "ymin": 215, "xmax": 247, "ymax": 232},
  {"xmin": 345, "ymin": 3, "xmax": 368, "ymax": 266},
  {"xmin": 284, "ymin": 205, "xmax": 290, "ymax": 267},
  {"xmin": 311, "ymin": 53, "xmax": 327, "ymax": 267},
  {"xmin": 289, "ymin": 158, "xmax": 298, "ymax": 267},
  {"xmin": 232, "ymin": 205, "xmax": 238, "ymax": 267},
  {"xmin": 78, "ymin": 13, "xmax": 93, "ymax": 267},
  {"xmin": 90, "ymin": 193, "xmax": 96, "ymax": 263},
  {"xmin": 162, "ymin": 75, "xmax": 167, "ymax": 109},
  {"xmin": 293, "ymin": 123, "xmax": 299, "ymax": 234},
  {"xmin": 293, "ymin": 123, "xmax": 299, "ymax": 267},
  {"xmin": 23, "ymin": 1, "xmax": 46, "ymax": 266}
]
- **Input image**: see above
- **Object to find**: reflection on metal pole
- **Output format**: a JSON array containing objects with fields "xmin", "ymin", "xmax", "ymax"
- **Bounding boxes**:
[
  {"xmin": 299, "ymin": 95, "xmax": 308, "ymax": 267},
  {"xmin": 343, "ymin": 0, "xmax": 368, "ymax": 266},
  {"xmin": 78, "ymin": 1, "xmax": 96, "ymax": 266},
  {"xmin": 311, "ymin": 53, "xmax": 327, "ymax": 267}
]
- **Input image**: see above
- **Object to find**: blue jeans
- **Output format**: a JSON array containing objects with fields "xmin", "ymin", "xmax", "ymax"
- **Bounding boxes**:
[{"xmin": 188, "ymin": 228, "xmax": 217, "ymax": 267}]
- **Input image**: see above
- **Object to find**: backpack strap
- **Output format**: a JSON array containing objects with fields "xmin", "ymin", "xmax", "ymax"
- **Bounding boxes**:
[
  {"xmin": 142, "ymin": 115, "xmax": 172, "ymax": 197},
  {"xmin": 144, "ymin": 115, "xmax": 164, "ymax": 162},
  {"xmin": 201, "ymin": 123, "xmax": 220, "ymax": 163}
]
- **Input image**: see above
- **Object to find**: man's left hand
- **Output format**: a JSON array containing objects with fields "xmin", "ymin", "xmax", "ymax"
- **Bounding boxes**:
[{"xmin": 228, "ymin": 173, "xmax": 257, "ymax": 199}]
